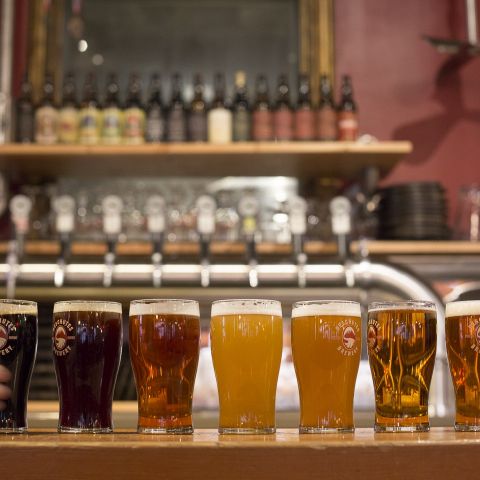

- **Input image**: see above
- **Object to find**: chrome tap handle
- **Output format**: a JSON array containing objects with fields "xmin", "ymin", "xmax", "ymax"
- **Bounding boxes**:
[
  {"xmin": 288, "ymin": 195, "xmax": 308, "ymax": 287},
  {"xmin": 52, "ymin": 195, "xmax": 75, "ymax": 287},
  {"xmin": 101, "ymin": 195, "xmax": 123, "ymax": 288},
  {"xmin": 196, "ymin": 195, "xmax": 216, "ymax": 288},
  {"xmin": 145, "ymin": 195, "xmax": 166, "ymax": 288},
  {"xmin": 238, "ymin": 194, "xmax": 259, "ymax": 288},
  {"xmin": 330, "ymin": 196, "xmax": 352, "ymax": 261}
]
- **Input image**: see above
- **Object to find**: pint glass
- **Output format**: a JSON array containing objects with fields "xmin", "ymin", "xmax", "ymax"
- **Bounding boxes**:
[
  {"xmin": 0, "ymin": 300, "xmax": 38, "ymax": 433},
  {"xmin": 446, "ymin": 300, "xmax": 480, "ymax": 431},
  {"xmin": 53, "ymin": 300, "xmax": 123, "ymax": 433},
  {"xmin": 210, "ymin": 299, "xmax": 283, "ymax": 434},
  {"xmin": 291, "ymin": 300, "xmax": 361, "ymax": 433},
  {"xmin": 129, "ymin": 299, "xmax": 200, "ymax": 434},
  {"xmin": 367, "ymin": 301, "xmax": 437, "ymax": 432}
]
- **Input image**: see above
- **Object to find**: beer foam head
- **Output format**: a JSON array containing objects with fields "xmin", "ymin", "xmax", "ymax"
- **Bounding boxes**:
[
  {"xmin": 211, "ymin": 299, "xmax": 282, "ymax": 317},
  {"xmin": 446, "ymin": 300, "xmax": 480, "ymax": 318},
  {"xmin": 292, "ymin": 300, "xmax": 361, "ymax": 319},
  {"xmin": 54, "ymin": 300, "xmax": 122, "ymax": 315},
  {"xmin": 129, "ymin": 299, "xmax": 199, "ymax": 317},
  {"xmin": 0, "ymin": 299, "xmax": 37, "ymax": 316},
  {"xmin": 368, "ymin": 300, "xmax": 436, "ymax": 313}
]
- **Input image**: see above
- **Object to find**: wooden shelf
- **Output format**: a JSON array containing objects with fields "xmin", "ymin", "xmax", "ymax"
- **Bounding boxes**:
[
  {"xmin": 2, "ymin": 428, "xmax": 479, "ymax": 480},
  {"xmin": 0, "ymin": 239, "xmax": 477, "ymax": 257},
  {"xmin": 0, "ymin": 141, "xmax": 412, "ymax": 179}
]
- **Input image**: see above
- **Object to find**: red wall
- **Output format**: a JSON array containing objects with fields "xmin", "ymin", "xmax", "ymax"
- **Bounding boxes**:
[{"xmin": 335, "ymin": 0, "xmax": 480, "ymax": 224}]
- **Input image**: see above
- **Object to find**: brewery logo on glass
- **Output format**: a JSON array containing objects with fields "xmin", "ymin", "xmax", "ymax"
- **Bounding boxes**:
[
  {"xmin": 53, "ymin": 318, "xmax": 75, "ymax": 356},
  {"xmin": 367, "ymin": 324, "xmax": 377, "ymax": 349},
  {"xmin": 0, "ymin": 317, "xmax": 18, "ymax": 356},
  {"xmin": 337, "ymin": 319, "xmax": 359, "ymax": 356}
]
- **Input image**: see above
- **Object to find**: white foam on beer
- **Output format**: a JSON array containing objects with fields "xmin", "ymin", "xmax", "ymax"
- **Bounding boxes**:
[
  {"xmin": 446, "ymin": 301, "xmax": 480, "ymax": 318},
  {"xmin": 292, "ymin": 302, "xmax": 361, "ymax": 319},
  {"xmin": 129, "ymin": 300, "xmax": 199, "ymax": 317},
  {"xmin": 211, "ymin": 299, "xmax": 282, "ymax": 318},
  {"xmin": 0, "ymin": 301, "xmax": 37, "ymax": 316},
  {"xmin": 54, "ymin": 301, "xmax": 122, "ymax": 314},
  {"xmin": 368, "ymin": 302, "xmax": 436, "ymax": 313}
]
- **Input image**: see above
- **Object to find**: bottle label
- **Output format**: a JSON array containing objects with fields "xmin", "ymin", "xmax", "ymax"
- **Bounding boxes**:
[
  {"xmin": 252, "ymin": 110, "xmax": 273, "ymax": 141},
  {"xmin": 208, "ymin": 108, "xmax": 232, "ymax": 143},
  {"xmin": 317, "ymin": 106, "xmax": 337, "ymax": 141},
  {"xmin": 294, "ymin": 109, "xmax": 315, "ymax": 141},
  {"xmin": 58, "ymin": 106, "xmax": 78, "ymax": 144},
  {"xmin": 273, "ymin": 109, "xmax": 293, "ymax": 141},
  {"xmin": 35, "ymin": 106, "xmax": 59, "ymax": 144},
  {"xmin": 102, "ymin": 107, "xmax": 123, "ymax": 144},
  {"xmin": 146, "ymin": 107, "xmax": 165, "ymax": 142},
  {"xmin": 188, "ymin": 111, "xmax": 207, "ymax": 142},
  {"xmin": 124, "ymin": 107, "xmax": 145, "ymax": 144},
  {"xmin": 53, "ymin": 318, "xmax": 75, "ymax": 357},
  {"xmin": 167, "ymin": 109, "xmax": 187, "ymax": 142},
  {"xmin": 0, "ymin": 317, "xmax": 17, "ymax": 356},
  {"xmin": 338, "ymin": 111, "xmax": 359, "ymax": 141},
  {"xmin": 79, "ymin": 107, "xmax": 100, "ymax": 144},
  {"xmin": 232, "ymin": 110, "xmax": 251, "ymax": 141}
]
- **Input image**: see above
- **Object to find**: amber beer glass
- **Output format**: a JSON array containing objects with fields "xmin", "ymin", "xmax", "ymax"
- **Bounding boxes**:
[
  {"xmin": 211, "ymin": 299, "xmax": 283, "ymax": 434},
  {"xmin": 53, "ymin": 301, "xmax": 123, "ymax": 433},
  {"xmin": 0, "ymin": 300, "xmax": 38, "ymax": 433},
  {"xmin": 129, "ymin": 299, "xmax": 200, "ymax": 434},
  {"xmin": 446, "ymin": 300, "xmax": 480, "ymax": 431},
  {"xmin": 291, "ymin": 300, "xmax": 361, "ymax": 433},
  {"xmin": 367, "ymin": 301, "xmax": 437, "ymax": 432}
]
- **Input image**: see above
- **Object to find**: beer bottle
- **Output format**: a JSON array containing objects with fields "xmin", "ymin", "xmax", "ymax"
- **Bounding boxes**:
[
  {"xmin": 35, "ymin": 74, "xmax": 59, "ymax": 144},
  {"xmin": 317, "ymin": 74, "xmax": 337, "ymax": 141},
  {"xmin": 145, "ymin": 73, "xmax": 165, "ymax": 143},
  {"xmin": 272, "ymin": 74, "xmax": 293, "ymax": 141},
  {"xmin": 252, "ymin": 74, "xmax": 273, "ymax": 141},
  {"xmin": 15, "ymin": 75, "xmax": 34, "ymax": 143},
  {"xmin": 78, "ymin": 72, "xmax": 101, "ymax": 145},
  {"xmin": 188, "ymin": 74, "xmax": 207, "ymax": 142},
  {"xmin": 102, "ymin": 73, "xmax": 123, "ymax": 145},
  {"xmin": 166, "ymin": 73, "xmax": 187, "ymax": 142},
  {"xmin": 294, "ymin": 74, "xmax": 315, "ymax": 141},
  {"xmin": 337, "ymin": 75, "xmax": 358, "ymax": 141},
  {"xmin": 208, "ymin": 73, "xmax": 232, "ymax": 144},
  {"xmin": 58, "ymin": 72, "xmax": 79, "ymax": 144},
  {"xmin": 232, "ymin": 71, "xmax": 251, "ymax": 142},
  {"xmin": 124, "ymin": 73, "xmax": 145, "ymax": 144}
]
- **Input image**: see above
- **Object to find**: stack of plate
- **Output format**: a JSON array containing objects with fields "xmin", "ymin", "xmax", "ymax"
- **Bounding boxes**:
[{"xmin": 377, "ymin": 182, "xmax": 450, "ymax": 240}]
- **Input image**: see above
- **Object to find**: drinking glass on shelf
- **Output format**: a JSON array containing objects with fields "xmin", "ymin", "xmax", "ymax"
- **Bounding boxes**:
[{"xmin": 455, "ymin": 185, "xmax": 480, "ymax": 241}]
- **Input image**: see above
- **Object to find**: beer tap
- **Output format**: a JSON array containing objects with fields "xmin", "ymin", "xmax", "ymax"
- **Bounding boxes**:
[
  {"xmin": 7, "ymin": 195, "xmax": 32, "ymax": 298},
  {"xmin": 196, "ymin": 195, "xmax": 216, "ymax": 288},
  {"xmin": 52, "ymin": 195, "xmax": 75, "ymax": 288},
  {"xmin": 101, "ymin": 195, "xmax": 123, "ymax": 288},
  {"xmin": 238, "ymin": 194, "xmax": 260, "ymax": 288},
  {"xmin": 288, "ymin": 195, "xmax": 308, "ymax": 288},
  {"xmin": 145, "ymin": 195, "xmax": 166, "ymax": 288},
  {"xmin": 330, "ymin": 196, "xmax": 354, "ymax": 286}
]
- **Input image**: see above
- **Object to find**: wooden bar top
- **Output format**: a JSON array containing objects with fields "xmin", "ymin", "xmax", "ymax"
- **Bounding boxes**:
[{"xmin": 2, "ymin": 428, "xmax": 480, "ymax": 480}]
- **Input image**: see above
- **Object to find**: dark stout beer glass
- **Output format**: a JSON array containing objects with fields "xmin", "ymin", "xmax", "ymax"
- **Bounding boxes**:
[
  {"xmin": 53, "ymin": 300, "xmax": 123, "ymax": 433},
  {"xmin": 367, "ymin": 301, "xmax": 437, "ymax": 432},
  {"xmin": 0, "ymin": 300, "xmax": 38, "ymax": 433},
  {"xmin": 446, "ymin": 300, "xmax": 480, "ymax": 431},
  {"xmin": 129, "ymin": 299, "xmax": 200, "ymax": 434}
]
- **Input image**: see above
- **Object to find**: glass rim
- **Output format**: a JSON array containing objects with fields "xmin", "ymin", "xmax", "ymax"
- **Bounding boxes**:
[
  {"xmin": 129, "ymin": 298, "xmax": 199, "ymax": 317},
  {"xmin": 292, "ymin": 300, "xmax": 361, "ymax": 319},
  {"xmin": 211, "ymin": 298, "xmax": 282, "ymax": 317},
  {"xmin": 53, "ymin": 300, "xmax": 122, "ymax": 314},
  {"xmin": 0, "ymin": 299, "xmax": 37, "ymax": 315},
  {"xmin": 446, "ymin": 300, "xmax": 480, "ymax": 318},
  {"xmin": 368, "ymin": 300, "xmax": 436, "ymax": 312},
  {"xmin": 130, "ymin": 298, "xmax": 199, "ymax": 305},
  {"xmin": 0, "ymin": 299, "xmax": 37, "ymax": 306}
]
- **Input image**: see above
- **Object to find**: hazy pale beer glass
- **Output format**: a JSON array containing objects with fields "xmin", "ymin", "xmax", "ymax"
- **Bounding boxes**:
[
  {"xmin": 367, "ymin": 301, "xmax": 437, "ymax": 432},
  {"xmin": 0, "ymin": 300, "xmax": 38, "ymax": 433},
  {"xmin": 446, "ymin": 300, "xmax": 480, "ymax": 431},
  {"xmin": 129, "ymin": 299, "xmax": 200, "ymax": 434},
  {"xmin": 292, "ymin": 300, "xmax": 361, "ymax": 433},
  {"xmin": 53, "ymin": 301, "xmax": 123, "ymax": 433},
  {"xmin": 211, "ymin": 299, "xmax": 283, "ymax": 434}
]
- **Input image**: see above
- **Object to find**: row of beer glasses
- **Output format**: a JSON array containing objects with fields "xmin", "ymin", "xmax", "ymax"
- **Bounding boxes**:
[{"xmin": 1, "ymin": 298, "xmax": 480, "ymax": 433}]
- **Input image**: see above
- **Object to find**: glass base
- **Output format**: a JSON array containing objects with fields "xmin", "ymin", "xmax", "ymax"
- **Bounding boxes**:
[
  {"xmin": 455, "ymin": 423, "xmax": 480, "ymax": 432},
  {"xmin": 375, "ymin": 423, "xmax": 430, "ymax": 433},
  {"xmin": 0, "ymin": 427, "xmax": 26, "ymax": 434},
  {"xmin": 219, "ymin": 427, "xmax": 275, "ymax": 435},
  {"xmin": 138, "ymin": 425, "xmax": 193, "ymax": 435},
  {"xmin": 58, "ymin": 426, "xmax": 113, "ymax": 434},
  {"xmin": 299, "ymin": 426, "xmax": 354, "ymax": 434}
]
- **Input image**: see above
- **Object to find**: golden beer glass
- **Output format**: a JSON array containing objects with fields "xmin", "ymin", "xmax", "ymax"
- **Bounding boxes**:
[
  {"xmin": 446, "ymin": 300, "xmax": 480, "ymax": 431},
  {"xmin": 367, "ymin": 301, "xmax": 437, "ymax": 432},
  {"xmin": 210, "ymin": 299, "xmax": 283, "ymax": 434},
  {"xmin": 291, "ymin": 300, "xmax": 361, "ymax": 433}
]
